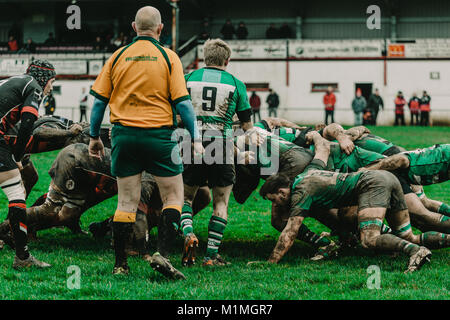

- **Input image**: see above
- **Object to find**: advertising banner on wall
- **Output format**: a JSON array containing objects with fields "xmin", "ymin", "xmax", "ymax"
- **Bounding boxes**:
[
  {"xmin": 198, "ymin": 40, "xmax": 287, "ymax": 59},
  {"xmin": 289, "ymin": 40, "xmax": 383, "ymax": 58},
  {"xmin": 388, "ymin": 39, "xmax": 450, "ymax": 58},
  {"xmin": 49, "ymin": 60, "xmax": 87, "ymax": 75},
  {"xmin": 88, "ymin": 60, "xmax": 104, "ymax": 75},
  {"xmin": 0, "ymin": 58, "xmax": 29, "ymax": 76}
]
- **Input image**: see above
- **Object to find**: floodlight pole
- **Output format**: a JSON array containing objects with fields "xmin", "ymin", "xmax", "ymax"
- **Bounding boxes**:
[{"xmin": 168, "ymin": 0, "xmax": 180, "ymax": 51}]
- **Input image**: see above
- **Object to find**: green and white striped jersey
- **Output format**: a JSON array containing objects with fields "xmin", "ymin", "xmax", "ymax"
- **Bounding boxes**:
[{"xmin": 185, "ymin": 67, "xmax": 251, "ymax": 138}]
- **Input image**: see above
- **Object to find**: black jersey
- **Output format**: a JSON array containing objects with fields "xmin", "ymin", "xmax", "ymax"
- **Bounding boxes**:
[{"xmin": 0, "ymin": 75, "xmax": 42, "ymax": 135}]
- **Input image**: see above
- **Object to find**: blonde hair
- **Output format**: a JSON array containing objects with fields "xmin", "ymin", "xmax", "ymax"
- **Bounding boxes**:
[{"xmin": 203, "ymin": 39, "xmax": 231, "ymax": 66}]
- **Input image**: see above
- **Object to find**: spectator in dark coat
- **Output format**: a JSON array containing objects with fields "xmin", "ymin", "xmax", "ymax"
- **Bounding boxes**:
[
  {"xmin": 266, "ymin": 24, "xmax": 279, "ymax": 39},
  {"xmin": 220, "ymin": 19, "xmax": 235, "ymax": 40},
  {"xmin": 43, "ymin": 92, "xmax": 56, "ymax": 115},
  {"xmin": 23, "ymin": 38, "xmax": 36, "ymax": 53},
  {"xmin": 199, "ymin": 20, "xmax": 211, "ymax": 40},
  {"xmin": 235, "ymin": 22, "xmax": 249, "ymax": 40},
  {"xmin": 420, "ymin": 91, "xmax": 431, "ymax": 126},
  {"xmin": 266, "ymin": 89, "xmax": 280, "ymax": 117},
  {"xmin": 279, "ymin": 23, "xmax": 293, "ymax": 38},
  {"xmin": 44, "ymin": 32, "xmax": 56, "ymax": 46},
  {"xmin": 366, "ymin": 88, "xmax": 384, "ymax": 125}
]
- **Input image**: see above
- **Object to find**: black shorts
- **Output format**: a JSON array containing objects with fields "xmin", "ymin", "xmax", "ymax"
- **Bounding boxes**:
[
  {"xmin": 183, "ymin": 163, "xmax": 235, "ymax": 188},
  {"xmin": 0, "ymin": 138, "xmax": 18, "ymax": 172}
]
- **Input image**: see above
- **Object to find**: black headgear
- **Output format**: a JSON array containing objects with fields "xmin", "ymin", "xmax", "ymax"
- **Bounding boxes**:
[{"xmin": 26, "ymin": 59, "xmax": 56, "ymax": 90}]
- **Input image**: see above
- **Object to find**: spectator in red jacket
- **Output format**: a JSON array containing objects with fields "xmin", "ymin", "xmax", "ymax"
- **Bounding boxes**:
[
  {"xmin": 7, "ymin": 36, "xmax": 18, "ymax": 52},
  {"xmin": 420, "ymin": 90, "xmax": 431, "ymax": 126},
  {"xmin": 249, "ymin": 91, "xmax": 261, "ymax": 122},
  {"xmin": 394, "ymin": 91, "xmax": 406, "ymax": 126},
  {"xmin": 408, "ymin": 92, "xmax": 420, "ymax": 126},
  {"xmin": 323, "ymin": 86, "xmax": 336, "ymax": 125}
]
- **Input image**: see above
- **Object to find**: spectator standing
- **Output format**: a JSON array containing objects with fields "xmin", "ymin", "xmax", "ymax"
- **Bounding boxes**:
[
  {"xmin": 266, "ymin": 24, "xmax": 279, "ymax": 39},
  {"xmin": 93, "ymin": 36, "xmax": 104, "ymax": 51},
  {"xmin": 7, "ymin": 36, "xmax": 18, "ymax": 52},
  {"xmin": 199, "ymin": 20, "xmax": 211, "ymax": 40},
  {"xmin": 266, "ymin": 89, "xmax": 279, "ymax": 117},
  {"xmin": 235, "ymin": 22, "xmax": 249, "ymax": 40},
  {"xmin": 220, "ymin": 19, "xmax": 235, "ymax": 40},
  {"xmin": 249, "ymin": 91, "xmax": 261, "ymax": 122},
  {"xmin": 351, "ymin": 88, "xmax": 366, "ymax": 126},
  {"xmin": 79, "ymin": 87, "xmax": 88, "ymax": 122},
  {"xmin": 408, "ymin": 92, "xmax": 420, "ymax": 126},
  {"xmin": 420, "ymin": 91, "xmax": 431, "ymax": 126},
  {"xmin": 18, "ymin": 38, "xmax": 35, "ymax": 53},
  {"xmin": 366, "ymin": 88, "xmax": 384, "ymax": 125},
  {"xmin": 43, "ymin": 92, "xmax": 56, "ymax": 116},
  {"xmin": 44, "ymin": 32, "xmax": 56, "ymax": 46},
  {"xmin": 279, "ymin": 23, "xmax": 293, "ymax": 38},
  {"xmin": 323, "ymin": 86, "xmax": 336, "ymax": 125},
  {"xmin": 394, "ymin": 91, "xmax": 406, "ymax": 126}
]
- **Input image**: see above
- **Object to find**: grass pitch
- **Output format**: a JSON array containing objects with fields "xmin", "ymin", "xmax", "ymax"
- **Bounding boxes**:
[{"xmin": 0, "ymin": 126, "xmax": 449, "ymax": 300}]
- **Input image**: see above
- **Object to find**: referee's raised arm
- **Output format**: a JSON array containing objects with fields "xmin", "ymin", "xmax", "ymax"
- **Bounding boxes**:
[{"xmin": 88, "ymin": 5, "xmax": 199, "ymax": 279}]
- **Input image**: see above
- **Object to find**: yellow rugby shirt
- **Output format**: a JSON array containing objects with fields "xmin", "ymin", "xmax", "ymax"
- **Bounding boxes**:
[{"xmin": 90, "ymin": 36, "xmax": 189, "ymax": 128}]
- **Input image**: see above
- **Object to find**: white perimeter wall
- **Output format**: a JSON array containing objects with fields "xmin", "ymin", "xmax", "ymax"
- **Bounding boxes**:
[
  {"xmin": 51, "ymin": 60, "xmax": 450, "ymax": 126},
  {"xmin": 223, "ymin": 59, "xmax": 450, "ymax": 126},
  {"xmin": 43, "ymin": 80, "xmax": 111, "ymax": 125}
]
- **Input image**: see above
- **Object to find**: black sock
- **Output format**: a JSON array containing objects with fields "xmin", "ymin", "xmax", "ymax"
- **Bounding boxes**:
[
  {"xmin": 157, "ymin": 207, "xmax": 181, "ymax": 257},
  {"xmin": 112, "ymin": 222, "xmax": 133, "ymax": 267},
  {"xmin": 8, "ymin": 200, "xmax": 29, "ymax": 260}
]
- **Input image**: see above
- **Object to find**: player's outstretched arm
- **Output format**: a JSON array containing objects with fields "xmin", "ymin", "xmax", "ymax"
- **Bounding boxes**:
[
  {"xmin": 268, "ymin": 215, "xmax": 304, "ymax": 263},
  {"xmin": 360, "ymin": 153, "xmax": 410, "ymax": 171},
  {"xmin": 34, "ymin": 125, "xmax": 82, "ymax": 140},
  {"xmin": 263, "ymin": 117, "xmax": 306, "ymax": 130}
]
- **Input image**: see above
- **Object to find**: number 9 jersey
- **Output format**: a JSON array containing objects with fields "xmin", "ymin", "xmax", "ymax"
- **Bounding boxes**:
[{"xmin": 185, "ymin": 67, "xmax": 251, "ymax": 138}]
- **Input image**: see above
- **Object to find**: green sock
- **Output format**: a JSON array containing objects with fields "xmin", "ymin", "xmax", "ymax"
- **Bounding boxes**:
[
  {"xmin": 180, "ymin": 201, "xmax": 194, "ymax": 237},
  {"xmin": 297, "ymin": 224, "xmax": 330, "ymax": 247},
  {"xmin": 381, "ymin": 223, "xmax": 392, "ymax": 234},
  {"xmin": 205, "ymin": 216, "xmax": 227, "ymax": 259},
  {"xmin": 438, "ymin": 203, "xmax": 450, "ymax": 216},
  {"xmin": 420, "ymin": 231, "xmax": 449, "ymax": 249}
]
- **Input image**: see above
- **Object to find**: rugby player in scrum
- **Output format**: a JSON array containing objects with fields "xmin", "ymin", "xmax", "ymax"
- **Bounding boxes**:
[{"xmin": 260, "ymin": 132, "xmax": 449, "ymax": 273}]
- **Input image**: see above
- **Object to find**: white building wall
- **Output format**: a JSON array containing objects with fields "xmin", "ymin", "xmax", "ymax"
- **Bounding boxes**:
[
  {"xmin": 45, "ymin": 80, "xmax": 111, "ymax": 125},
  {"xmin": 51, "ymin": 59, "xmax": 450, "ymax": 126},
  {"xmin": 222, "ymin": 59, "xmax": 450, "ymax": 126}
]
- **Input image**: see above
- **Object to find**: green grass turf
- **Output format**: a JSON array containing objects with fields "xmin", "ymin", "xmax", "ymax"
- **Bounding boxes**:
[{"xmin": 0, "ymin": 126, "xmax": 449, "ymax": 299}]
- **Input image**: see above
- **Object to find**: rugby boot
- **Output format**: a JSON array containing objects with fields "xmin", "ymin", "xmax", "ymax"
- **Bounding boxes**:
[
  {"xmin": 112, "ymin": 263, "xmax": 130, "ymax": 275},
  {"xmin": 182, "ymin": 233, "xmax": 199, "ymax": 266},
  {"xmin": 202, "ymin": 254, "xmax": 231, "ymax": 266},
  {"xmin": 404, "ymin": 246, "xmax": 432, "ymax": 274},
  {"xmin": 150, "ymin": 252, "xmax": 186, "ymax": 280},
  {"xmin": 310, "ymin": 240, "xmax": 340, "ymax": 261},
  {"xmin": 13, "ymin": 254, "xmax": 51, "ymax": 270}
]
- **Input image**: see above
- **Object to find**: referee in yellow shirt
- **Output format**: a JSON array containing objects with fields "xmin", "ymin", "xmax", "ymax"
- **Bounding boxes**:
[{"xmin": 88, "ymin": 6, "xmax": 202, "ymax": 278}]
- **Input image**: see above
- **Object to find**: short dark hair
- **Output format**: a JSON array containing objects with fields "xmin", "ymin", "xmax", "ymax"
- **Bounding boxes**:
[{"xmin": 259, "ymin": 173, "xmax": 291, "ymax": 199}]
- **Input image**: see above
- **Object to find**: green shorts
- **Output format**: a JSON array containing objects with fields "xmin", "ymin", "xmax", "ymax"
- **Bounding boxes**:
[
  {"xmin": 111, "ymin": 125, "xmax": 183, "ymax": 178},
  {"xmin": 355, "ymin": 170, "xmax": 407, "ymax": 213}
]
